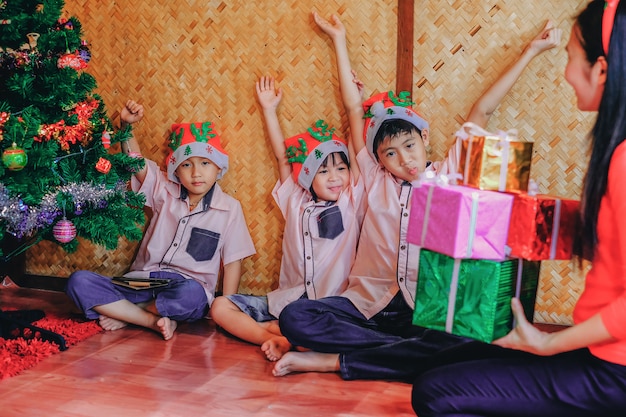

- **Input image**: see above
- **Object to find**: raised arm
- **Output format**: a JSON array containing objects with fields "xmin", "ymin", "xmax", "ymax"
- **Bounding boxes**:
[
  {"xmin": 313, "ymin": 11, "xmax": 365, "ymax": 159},
  {"xmin": 466, "ymin": 20, "xmax": 562, "ymax": 128},
  {"xmin": 255, "ymin": 76, "xmax": 291, "ymax": 184},
  {"xmin": 119, "ymin": 100, "xmax": 147, "ymax": 184}
]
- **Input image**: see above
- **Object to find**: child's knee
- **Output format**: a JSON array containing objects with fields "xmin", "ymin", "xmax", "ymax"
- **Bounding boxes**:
[
  {"xmin": 209, "ymin": 296, "xmax": 234, "ymax": 322},
  {"xmin": 210, "ymin": 296, "xmax": 226, "ymax": 314},
  {"xmin": 66, "ymin": 270, "xmax": 99, "ymax": 295}
]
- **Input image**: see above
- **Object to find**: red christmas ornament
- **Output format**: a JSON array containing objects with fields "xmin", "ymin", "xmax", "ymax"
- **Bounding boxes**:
[
  {"xmin": 53, "ymin": 219, "xmax": 77, "ymax": 243},
  {"xmin": 101, "ymin": 131, "xmax": 111, "ymax": 148},
  {"xmin": 95, "ymin": 157, "xmax": 111, "ymax": 174},
  {"xmin": 57, "ymin": 52, "xmax": 88, "ymax": 70}
]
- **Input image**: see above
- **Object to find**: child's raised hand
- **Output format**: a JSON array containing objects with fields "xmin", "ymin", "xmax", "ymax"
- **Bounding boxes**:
[
  {"xmin": 255, "ymin": 76, "xmax": 282, "ymax": 110},
  {"xmin": 312, "ymin": 11, "xmax": 346, "ymax": 42},
  {"xmin": 120, "ymin": 100, "xmax": 144, "ymax": 125},
  {"xmin": 527, "ymin": 20, "xmax": 562, "ymax": 57}
]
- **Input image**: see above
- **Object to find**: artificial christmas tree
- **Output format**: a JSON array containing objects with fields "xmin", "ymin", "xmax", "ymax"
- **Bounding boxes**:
[{"xmin": 0, "ymin": 0, "xmax": 145, "ymax": 268}]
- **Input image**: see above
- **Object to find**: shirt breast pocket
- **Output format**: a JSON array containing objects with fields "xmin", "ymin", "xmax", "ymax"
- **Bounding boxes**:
[
  {"xmin": 317, "ymin": 206, "xmax": 344, "ymax": 240},
  {"xmin": 186, "ymin": 227, "xmax": 220, "ymax": 262}
]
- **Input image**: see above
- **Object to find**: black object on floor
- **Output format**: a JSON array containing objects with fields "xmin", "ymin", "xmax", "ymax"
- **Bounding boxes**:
[{"xmin": 0, "ymin": 309, "xmax": 68, "ymax": 351}]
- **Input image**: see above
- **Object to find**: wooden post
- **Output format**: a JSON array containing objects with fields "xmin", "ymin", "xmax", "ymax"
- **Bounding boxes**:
[{"xmin": 396, "ymin": 0, "xmax": 414, "ymax": 95}]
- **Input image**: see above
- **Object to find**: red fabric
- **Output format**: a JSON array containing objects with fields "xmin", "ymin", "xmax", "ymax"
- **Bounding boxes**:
[
  {"xmin": 574, "ymin": 141, "xmax": 626, "ymax": 365},
  {"xmin": 0, "ymin": 313, "xmax": 102, "ymax": 380}
]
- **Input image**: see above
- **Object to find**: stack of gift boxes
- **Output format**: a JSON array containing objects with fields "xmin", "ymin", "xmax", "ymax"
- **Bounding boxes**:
[{"xmin": 407, "ymin": 122, "xmax": 579, "ymax": 343}]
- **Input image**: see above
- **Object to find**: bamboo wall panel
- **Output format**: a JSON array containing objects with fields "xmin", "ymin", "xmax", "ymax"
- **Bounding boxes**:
[
  {"xmin": 25, "ymin": 0, "xmax": 594, "ymax": 325},
  {"xmin": 409, "ymin": 0, "xmax": 591, "ymax": 325}
]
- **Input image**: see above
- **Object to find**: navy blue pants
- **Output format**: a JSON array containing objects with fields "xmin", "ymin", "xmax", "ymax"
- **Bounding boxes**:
[
  {"xmin": 279, "ymin": 292, "xmax": 422, "ymax": 352},
  {"xmin": 66, "ymin": 270, "xmax": 209, "ymax": 322},
  {"xmin": 412, "ymin": 348, "xmax": 626, "ymax": 417},
  {"xmin": 280, "ymin": 292, "xmax": 481, "ymax": 381},
  {"xmin": 339, "ymin": 334, "xmax": 497, "ymax": 381}
]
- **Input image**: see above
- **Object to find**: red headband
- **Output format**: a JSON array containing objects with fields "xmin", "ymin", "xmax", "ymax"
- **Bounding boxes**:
[{"xmin": 603, "ymin": 0, "xmax": 620, "ymax": 55}]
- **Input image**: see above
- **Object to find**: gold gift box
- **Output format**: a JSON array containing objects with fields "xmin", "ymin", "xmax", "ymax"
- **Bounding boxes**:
[{"xmin": 458, "ymin": 133, "xmax": 533, "ymax": 192}]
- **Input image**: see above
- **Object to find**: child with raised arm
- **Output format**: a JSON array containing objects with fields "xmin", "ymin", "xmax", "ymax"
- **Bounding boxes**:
[
  {"xmin": 273, "ymin": 11, "xmax": 561, "ymax": 379},
  {"xmin": 66, "ymin": 100, "xmax": 255, "ymax": 341},
  {"xmin": 274, "ymin": 11, "xmax": 442, "ymax": 377},
  {"xmin": 413, "ymin": 1, "xmax": 626, "ymax": 415},
  {"xmin": 210, "ymin": 76, "xmax": 365, "ymax": 361},
  {"xmin": 436, "ymin": 19, "xmax": 563, "ymax": 175}
]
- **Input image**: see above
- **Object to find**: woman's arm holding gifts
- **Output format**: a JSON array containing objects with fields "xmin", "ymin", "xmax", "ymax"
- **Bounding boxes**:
[{"xmin": 493, "ymin": 298, "xmax": 615, "ymax": 356}]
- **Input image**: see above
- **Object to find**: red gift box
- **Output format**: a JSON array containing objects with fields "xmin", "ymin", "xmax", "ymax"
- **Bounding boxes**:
[{"xmin": 506, "ymin": 193, "xmax": 579, "ymax": 260}]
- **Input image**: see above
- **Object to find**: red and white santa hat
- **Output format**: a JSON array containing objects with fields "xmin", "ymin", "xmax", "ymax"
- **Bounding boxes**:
[
  {"xmin": 284, "ymin": 120, "xmax": 349, "ymax": 190},
  {"xmin": 362, "ymin": 91, "xmax": 429, "ymax": 160},
  {"xmin": 166, "ymin": 122, "xmax": 228, "ymax": 183}
]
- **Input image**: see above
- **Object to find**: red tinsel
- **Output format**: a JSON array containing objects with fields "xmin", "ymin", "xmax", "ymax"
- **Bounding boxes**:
[
  {"xmin": 70, "ymin": 98, "xmax": 99, "ymax": 119},
  {"xmin": 35, "ymin": 98, "xmax": 99, "ymax": 149},
  {"xmin": 0, "ymin": 314, "xmax": 102, "ymax": 380}
]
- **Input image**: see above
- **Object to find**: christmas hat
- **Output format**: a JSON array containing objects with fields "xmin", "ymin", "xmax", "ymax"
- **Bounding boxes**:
[
  {"xmin": 362, "ymin": 91, "xmax": 429, "ymax": 161},
  {"xmin": 166, "ymin": 122, "xmax": 228, "ymax": 183},
  {"xmin": 284, "ymin": 120, "xmax": 349, "ymax": 190}
]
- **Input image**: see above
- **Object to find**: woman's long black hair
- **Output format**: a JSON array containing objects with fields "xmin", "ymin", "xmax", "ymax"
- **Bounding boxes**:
[{"xmin": 574, "ymin": 0, "xmax": 626, "ymax": 261}]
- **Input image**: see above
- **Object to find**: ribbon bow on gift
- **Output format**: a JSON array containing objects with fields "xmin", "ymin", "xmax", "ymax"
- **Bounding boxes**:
[
  {"xmin": 455, "ymin": 121, "xmax": 519, "ymax": 138},
  {"xmin": 411, "ymin": 170, "xmax": 462, "ymax": 188},
  {"xmin": 455, "ymin": 122, "xmax": 521, "ymax": 150}
]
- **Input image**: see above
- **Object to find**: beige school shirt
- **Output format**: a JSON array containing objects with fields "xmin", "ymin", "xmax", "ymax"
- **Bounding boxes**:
[
  {"xmin": 128, "ymin": 159, "xmax": 256, "ymax": 305},
  {"xmin": 340, "ymin": 149, "xmax": 431, "ymax": 319},
  {"xmin": 267, "ymin": 175, "xmax": 366, "ymax": 318}
]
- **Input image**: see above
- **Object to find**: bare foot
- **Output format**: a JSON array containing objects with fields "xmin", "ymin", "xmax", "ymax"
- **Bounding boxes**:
[
  {"xmin": 261, "ymin": 336, "xmax": 292, "ymax": 361},
  {"xmin": 98, "ymin": 315, "xmax": 128, "ymax": 331},
  {"xmin": 272, "ymin": 351, "xmax": 340, "ymax": 377},
  {"xmin": 156, "ymin": 316, "xmax": 178, "ymax": 341}
]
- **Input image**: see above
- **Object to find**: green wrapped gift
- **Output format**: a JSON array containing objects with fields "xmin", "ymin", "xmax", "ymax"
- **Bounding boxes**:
[{"xmin": 413, "ymin": 249, "xmax": 540, "ymax": 343}]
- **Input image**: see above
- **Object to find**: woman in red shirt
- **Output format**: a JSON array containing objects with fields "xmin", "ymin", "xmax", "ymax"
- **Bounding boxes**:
[{"xmin": 412, "ymin": 1, "xmax": 626, "ymax": 416}]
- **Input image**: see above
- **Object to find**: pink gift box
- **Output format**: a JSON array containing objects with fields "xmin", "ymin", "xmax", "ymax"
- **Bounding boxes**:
[{"xmin": 408, "ymin": 182, "xmax": 514, "ymax": 260}]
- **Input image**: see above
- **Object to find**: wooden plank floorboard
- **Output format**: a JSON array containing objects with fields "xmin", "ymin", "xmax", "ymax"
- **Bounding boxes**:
[{"xmin": 0, "ymin": 284, "xmax": 414, "ymax": 417}]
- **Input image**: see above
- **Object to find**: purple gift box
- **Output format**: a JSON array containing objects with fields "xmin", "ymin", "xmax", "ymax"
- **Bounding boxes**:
[{"xmin": 408, "ymin": 182, "xmax": 514, "ymax": 260}]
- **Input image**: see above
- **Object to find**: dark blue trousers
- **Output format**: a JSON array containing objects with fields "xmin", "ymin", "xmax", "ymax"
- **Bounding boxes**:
[
  {"xmin": 280, "ymin": 292, "xmax": 480, "ymax": 381},
  {"xmin": 412, "ymin": 348, "xmax": 626, "ymax": 417},
  {"xmin": 66, "ymin": 270, "xmax": 209, "ymax": 322},
  {"xmin": 340, "ymin": 334, "xmax": 491, "ymax": 381},
  {"xmin": 279, "ymin": 292, "xmax": 423, "ymax": 353}
]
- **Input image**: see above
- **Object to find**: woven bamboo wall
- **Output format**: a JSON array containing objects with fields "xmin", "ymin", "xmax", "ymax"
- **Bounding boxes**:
[{"xmin": 25, "ymin": 0, "xmax": 593, "ymax": 325}]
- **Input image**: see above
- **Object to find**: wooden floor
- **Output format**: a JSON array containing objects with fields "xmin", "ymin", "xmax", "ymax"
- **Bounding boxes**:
[{"xmin": 0, "ymin": 283, "xmax": 414, "ymax": 417}]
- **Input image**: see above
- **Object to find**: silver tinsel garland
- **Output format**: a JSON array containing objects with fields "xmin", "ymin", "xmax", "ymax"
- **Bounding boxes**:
[{"xmin": 0, "ymin": 181, "xmax": 127, "ymax": 239}]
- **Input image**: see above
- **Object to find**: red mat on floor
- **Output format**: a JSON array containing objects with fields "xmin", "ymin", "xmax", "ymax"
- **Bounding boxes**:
[{"xmin": 0, "ymin": 311, "xmax": 103, "ymax": 380}]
